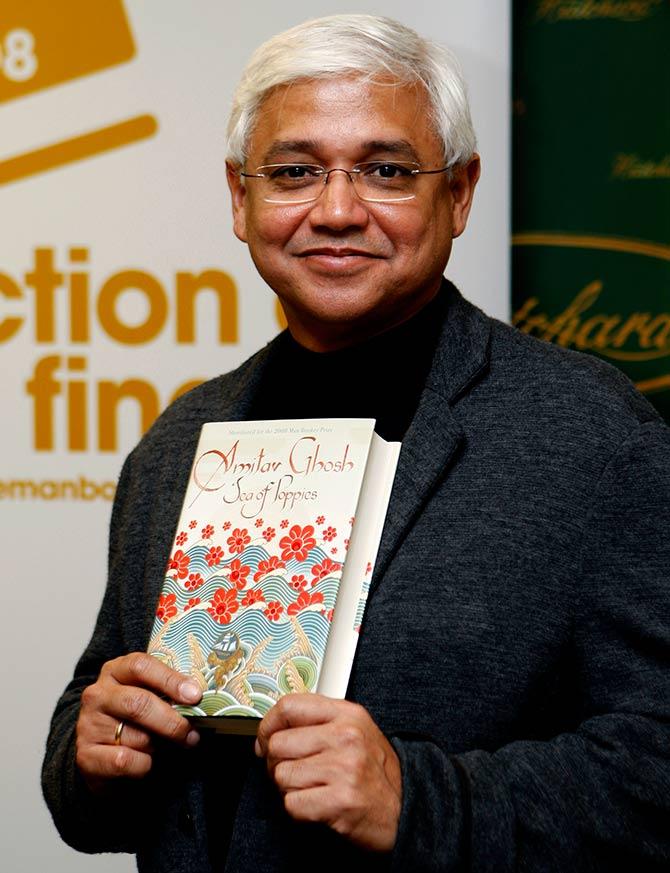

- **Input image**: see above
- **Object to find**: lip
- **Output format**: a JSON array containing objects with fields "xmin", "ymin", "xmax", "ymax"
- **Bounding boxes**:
[
  {"xmin": 297, "ymin": 248, "xmax": 380, "ymax": 258},
  {"xmin": 296, "ymin": 249, "xmax": 382, "ymax": 274}
]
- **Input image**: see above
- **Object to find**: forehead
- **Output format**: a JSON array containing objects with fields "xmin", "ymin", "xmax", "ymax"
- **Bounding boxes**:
[{"xmin": 246, "ymin": 75, "xmax": 443, "ymax": 163}]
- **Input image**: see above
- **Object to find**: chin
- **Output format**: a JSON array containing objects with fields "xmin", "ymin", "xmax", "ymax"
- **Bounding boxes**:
[
  {"xmin": 287, "ymin": 298, "xmax": 410, "ymax": 352},
  {"xmin": 289, "ymin": 294, "xmax": 385, "ymax": 327}
]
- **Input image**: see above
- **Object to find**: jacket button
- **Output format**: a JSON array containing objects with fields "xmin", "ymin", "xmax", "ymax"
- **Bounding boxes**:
[{"xmin": 178, "ymin": 804, "xmax": 195, "ymax": 836}]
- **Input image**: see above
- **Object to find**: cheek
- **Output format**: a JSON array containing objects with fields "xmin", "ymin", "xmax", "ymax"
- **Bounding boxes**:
[
  {"xmin": 251, "ymin": 208, "xmax": 307, "ymax": 248},
  {"xmin": 374, "ymin": 206, "xmax": 434, "ymax": 250}
]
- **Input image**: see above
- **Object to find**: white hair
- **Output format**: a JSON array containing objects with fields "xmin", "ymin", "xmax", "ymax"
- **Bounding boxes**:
[{"xmin": 226, "ymin": 14, "xmax": 477, "ymax": 168}]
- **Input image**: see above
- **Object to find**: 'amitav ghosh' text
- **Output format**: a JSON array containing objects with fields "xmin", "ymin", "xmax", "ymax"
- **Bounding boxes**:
[{"xmin": 190, "ymin": 435, "xmax": 355, "ymax": 517}]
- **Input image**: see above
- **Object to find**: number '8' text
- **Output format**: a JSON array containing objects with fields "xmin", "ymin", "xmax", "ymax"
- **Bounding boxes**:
[{"xmin": 0, "ymin": 29, "xmax": 38, "ymax": 82}]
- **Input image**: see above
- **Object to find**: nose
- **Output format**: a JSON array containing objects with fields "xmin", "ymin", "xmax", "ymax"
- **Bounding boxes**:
[{"xmin": 308, "ymin": 168, "xmax": 370, "ymax": 231}]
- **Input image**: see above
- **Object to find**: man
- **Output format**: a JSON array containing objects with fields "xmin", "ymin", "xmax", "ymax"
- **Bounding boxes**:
[{"xmin": 43, "ymin": 14, "xmax": 670, "ymax": 872}]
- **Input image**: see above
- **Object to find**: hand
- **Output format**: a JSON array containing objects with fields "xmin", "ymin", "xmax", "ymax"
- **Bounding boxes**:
[
  {"xmin": 256, "ymin": 694, "xmax": 402, "ymax": 852},
  {"xmin": 75, "ymin": 652, "xmax": 202, "ymax": 792}
]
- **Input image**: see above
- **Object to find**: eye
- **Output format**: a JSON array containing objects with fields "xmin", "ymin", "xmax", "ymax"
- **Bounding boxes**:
[
  {"xmin": 268, "ymin": 164, "xmax": 321, "ymax": 179},
  {"xmin": 360, "ymin": 162, "xmax": 414, "ymax": 178}
]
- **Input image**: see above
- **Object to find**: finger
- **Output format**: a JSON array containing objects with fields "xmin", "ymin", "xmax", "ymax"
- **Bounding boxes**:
[
  {"xmin": 76, "ymin": 706, "xmax": 153, "ymax": 752},
  {"xmin": 76, "ymin": 741, "xmax": 154, "ymax": 781},
  {"xmin": 283, "ymin": 784, "xmax": 353, "ymax": 827},
  {"xmin": 266, "ymin": 724, "xmax": 330, "ymax": 765},
  {"xmin": 266, "ymin": 712, "xmax": 374, "ymax": 761},
  {"xmin": 263, "ymin": 710, "xmax": 373, "ymax": 771},
  {"xmin": 111, "ymin": 720, "xmax": 154, "ymax": 754},
  {"xmin": 272, "ymin": 739, "xmax": 372, "ymax": 792},
  {"xmin": 102, "ymin": 682, "xmax": 199, "ymax": 746},
  {"xmin": 104, "ymin": 653, "xmax": 202, "ymax": 705},
  {"xmin": 257, "ymin": 694, "xmax": 347, "ymax": 755},
  {"xmin": 273, "ymin": 750, "xmax": 337, "ymax": 791}
]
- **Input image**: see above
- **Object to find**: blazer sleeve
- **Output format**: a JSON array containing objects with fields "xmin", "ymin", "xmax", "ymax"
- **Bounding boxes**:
[
  {"xmin": 390, "ymin": 419, "xmax": 670, "ymax": 872},
  {"xmin": 41, "ymin": 452, "xmax": 152, "ymax": 854}
]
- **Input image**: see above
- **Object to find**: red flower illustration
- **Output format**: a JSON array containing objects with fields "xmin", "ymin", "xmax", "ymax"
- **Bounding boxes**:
[
  {"xmin": 188, "ymin": 519, "xmax": 197, "ymax": 529},
  {"xmin": 185, "ymin": 597, "xmax": 201, "ymax": 611},
  {"xmin": 227, "ymin": 558, "xmax": 251, "ymax": 590},
  {"xmin": 331, "ymin": 547, "xmax": 338, "ymax": 554},
  {"xmin": 254, "ymin": 518, "xmax": 264, "ymax": 528},
  {"xmin": 262, "ymin": 527, "xmax": 276, "ymax": 542},
  {"xmin": 227, "ymin": 527, "xmax": 251, "ymax": 555},
  {"xmin": 201, "ymin": 524, "xmax": 214, "ymax": 540},
  {"xmin": 254, "ymin": 555, "xmax": 286, "ymax": 582},
  {"xmin": 316, "ymin": 515, "xmax": 325, "ymax": 525},
  {"xmin": 207, "ymin": 587, "xmax": 239, "ymax": 624},
  {"xmin": 366, "ymin": 562, "xmax": 372, "ymax": 575},
  {"xmin": 185, "ymin": 572, "xmax": 204, "ymax": 591},
  {"xmin": 279, "ymin": 524, "xmax": 316, "ymax": 562},
  {"xmin": 287, "ymin": 590, "xmax": 324, "ymax": 616},
  {"xmin": 311, "ymin": 557, "xmax": 342, "ymax": 584},
  {"xmin": 349, "ymin": 516, "xmax": 355, "ymax": 526},
  {"xmin": 280, "ymin": 519, "xmax": 289, "ymax": 529},
  {"xmin": 242, "ymin": 589, "xmax": 265, "ymax": 607},
  {"xmin": 322, "ymin": 526, "xmax": 337, "ymax": 542},
  {"xmin": 168, "ymin": 549, "xmax": 190, "ymax": 580},
  {"xmin": 176, "ymin": 531, "xmax": 188, "ymax": 546},
  {"xmin": 344, "ymin": 538, "xmax": 350, "ymax": 551},
  {"xmin": 206, "ymin": 545, "xmax": 224, "ymax": 567},
  {"xmin": 223, "ymin": 521, "xmax": 231, "ymax": 530},
  {"xmin": 322, "ymin": 608, "xmax": 335, "ymax": 622},
  {"xmin": 290, "ymin": 573, "xmax": 307, "ymax": 591},
  {"xmin": 156, "ymin": 593, "xmax": 178, "ymax": 623},
  {"xmin": 264, "ymin": 600, "xmax": 284, "ymax": 622}
]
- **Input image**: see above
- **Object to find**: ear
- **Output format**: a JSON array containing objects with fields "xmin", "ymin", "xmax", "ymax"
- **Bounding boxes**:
[
  {"xmin": 226, "ymin": 161, "xmax": 248, "ymax": 242},
  {"xmin": 450, "ymin": 154, "xmax": 481, "ymax": 239}
]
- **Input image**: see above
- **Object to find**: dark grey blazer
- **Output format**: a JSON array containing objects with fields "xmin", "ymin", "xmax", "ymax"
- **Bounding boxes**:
[{"xmin": 43, "ymin": 287, "xmax": 670, "ymax": 872}]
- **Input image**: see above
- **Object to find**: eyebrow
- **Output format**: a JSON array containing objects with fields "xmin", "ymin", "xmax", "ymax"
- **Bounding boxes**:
[
  {"xmin": 261, "ymin": 140, "xmax": 321, "ymax": 163},
  {"xmin": 361, "ymin": 140, "xmax": 422, "ymax": 162},
  {"xmin": 261, "ymin": 138, "xmax": 422, "ymax": 164}
]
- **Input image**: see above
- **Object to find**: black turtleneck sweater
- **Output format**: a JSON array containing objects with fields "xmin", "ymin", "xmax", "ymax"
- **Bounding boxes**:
[{"xmin": 248, "ymin": 288, "xmax": 448, "ymax": 442}]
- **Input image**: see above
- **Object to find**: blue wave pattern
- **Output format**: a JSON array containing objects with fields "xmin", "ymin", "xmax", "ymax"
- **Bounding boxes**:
[{"xmin": 149, "ymin": 535, "xmax": 341, "ymax": 718}]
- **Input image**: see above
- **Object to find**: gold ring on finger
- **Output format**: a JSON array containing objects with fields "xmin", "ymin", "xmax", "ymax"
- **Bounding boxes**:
[{"xmin": 114, "ymin": 719, "xmax": 126, "ymax": 745}]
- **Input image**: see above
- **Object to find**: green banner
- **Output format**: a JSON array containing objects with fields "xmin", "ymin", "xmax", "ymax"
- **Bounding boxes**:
[{"xmin": 512, "ymin": 0, "xmax": 670, "ymax": 422}]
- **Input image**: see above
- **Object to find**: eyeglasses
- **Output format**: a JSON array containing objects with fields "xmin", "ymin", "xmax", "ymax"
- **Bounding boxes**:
[{"xmin": 239, "ymin": 161, "xmax": 450, "ymax": 204}]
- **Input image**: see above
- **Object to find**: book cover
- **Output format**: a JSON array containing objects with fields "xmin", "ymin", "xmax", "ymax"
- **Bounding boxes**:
[{"xmin": 147, "ymin": 419, "xmax": 398, "ymax": 732}]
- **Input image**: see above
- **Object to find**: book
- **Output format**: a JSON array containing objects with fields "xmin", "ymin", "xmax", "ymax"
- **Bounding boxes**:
[{"xmin": 147, "ymin": 419, "xmax": 400, "ymax": 734}]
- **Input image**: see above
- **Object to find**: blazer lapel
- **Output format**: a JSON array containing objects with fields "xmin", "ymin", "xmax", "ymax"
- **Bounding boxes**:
[{"xmin": 371, "ymin": 286, "xmax": 492, "ymax": 590}]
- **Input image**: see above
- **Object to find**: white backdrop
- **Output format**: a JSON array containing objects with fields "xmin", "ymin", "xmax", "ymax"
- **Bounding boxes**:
[{"xmin": 0, "ymin": 2, "xmax": 509, "ymax": 870}]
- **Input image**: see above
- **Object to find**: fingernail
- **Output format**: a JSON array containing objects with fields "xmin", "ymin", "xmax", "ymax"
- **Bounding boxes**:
[
  {"xmin": 180, "ymin": 680, "xmax": 201, "ymax": 701},
  {"xmin": 186, "ymin": 729, "xmax": 200, "ymax": 747},
  {"xmin": 254, "ymin": 738, "xmax": 261, "ymax": 757}
]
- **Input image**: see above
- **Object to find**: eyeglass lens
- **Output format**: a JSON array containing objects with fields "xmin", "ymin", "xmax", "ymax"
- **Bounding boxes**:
[{"xmin": 256, "ymin": 162, "xmax": 420, "ymax": 203}]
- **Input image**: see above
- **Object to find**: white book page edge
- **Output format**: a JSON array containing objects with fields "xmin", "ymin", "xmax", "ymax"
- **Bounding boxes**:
[{"xmin": 318, "ymin": 433, "xmax": 401, "ymax": 698}]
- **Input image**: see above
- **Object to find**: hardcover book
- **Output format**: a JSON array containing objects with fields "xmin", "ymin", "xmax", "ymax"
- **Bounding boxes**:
[{"xmin": 148, "ymin": 419, "xmax": 400, "ymax": 733}]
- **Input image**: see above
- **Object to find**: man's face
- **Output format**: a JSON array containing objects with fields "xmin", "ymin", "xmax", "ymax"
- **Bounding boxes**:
[{"xmin": 227, "ymin": 75, "xmax": 479, "ymax": 351}]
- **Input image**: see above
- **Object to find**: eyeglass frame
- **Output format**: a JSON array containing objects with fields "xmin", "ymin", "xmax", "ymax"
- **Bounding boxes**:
[{"xmin": 237, "ymin": 161, "xmax": 453, "ymax": 204}]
